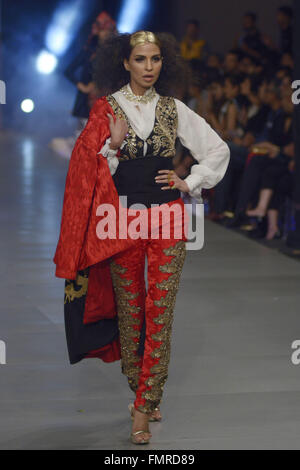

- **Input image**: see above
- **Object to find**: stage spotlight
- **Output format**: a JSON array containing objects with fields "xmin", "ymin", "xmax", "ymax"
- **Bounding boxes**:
[
  {"xmin": 118, "ymin": 0, "xmax": 149, "ymax": 33},
  {"xmin": 45, "ymin": 0, "xmax": 87, "ymax": 56},
  {"xmin": 21, "ymin": 99, "xmax": 35, "ymax": 113},
  {"xmin": 36, "ymin": 50, "xmax": 58, "ymax": 74}
]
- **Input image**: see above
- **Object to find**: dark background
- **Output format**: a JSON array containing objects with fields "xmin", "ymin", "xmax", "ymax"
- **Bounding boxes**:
[{"xmin": 0, "ymin": 0, "xmax": 295, "ymax": 141}]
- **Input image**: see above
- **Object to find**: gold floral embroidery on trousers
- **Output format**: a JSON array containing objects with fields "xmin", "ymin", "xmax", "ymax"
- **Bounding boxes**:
[
  {"xmin": 138, "ymin": 241, "xmax": 186, "ymax": 413},
  {"xmin": 109, "ymin": 260, "xmax": 143, "ymax": 392}
]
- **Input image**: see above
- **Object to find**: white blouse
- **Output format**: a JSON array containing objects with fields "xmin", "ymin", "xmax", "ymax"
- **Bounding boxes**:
[{"xmin": 98, "ymin": 83, "xmax": 230, "ymax": 202}]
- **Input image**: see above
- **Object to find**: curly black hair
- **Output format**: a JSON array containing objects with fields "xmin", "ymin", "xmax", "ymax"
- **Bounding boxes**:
[{"xmin": 92, "ymin": 32, "xmax": 191, "ymax": 98}]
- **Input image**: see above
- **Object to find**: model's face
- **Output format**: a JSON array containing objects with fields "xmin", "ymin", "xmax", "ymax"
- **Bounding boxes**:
[{"xmin": 124, "ymin": 43, "xmax": 162, "ymax": 91}]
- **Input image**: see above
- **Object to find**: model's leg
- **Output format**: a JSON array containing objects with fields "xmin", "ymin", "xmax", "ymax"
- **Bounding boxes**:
[
  {"xmin": 134, "ymin": 238, "xmax": 187, "ymax": 414},
  {"xmin": 109, "ymin": 240, "xmax": 146, "ymax": 394}
]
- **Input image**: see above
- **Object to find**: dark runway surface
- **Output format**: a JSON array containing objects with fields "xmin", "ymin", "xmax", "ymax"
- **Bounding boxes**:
[{"xmin": 1, "ymin": 130, "xmax": 300, "ymax": 450}]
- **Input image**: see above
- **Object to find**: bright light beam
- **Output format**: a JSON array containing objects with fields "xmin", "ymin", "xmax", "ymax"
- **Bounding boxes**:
[
  {"xmin": 117, "ymin": 0, "xmax": 149, "ymax": 33},
  {"xmin": 45, "ymin": 0, "xmax": 87, "ymax": 56}
]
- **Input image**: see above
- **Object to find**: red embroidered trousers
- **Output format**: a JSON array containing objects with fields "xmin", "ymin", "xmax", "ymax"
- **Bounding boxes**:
[{"xmin": 109, "ymin": 200, "xmax": 187, "ymax": 413}]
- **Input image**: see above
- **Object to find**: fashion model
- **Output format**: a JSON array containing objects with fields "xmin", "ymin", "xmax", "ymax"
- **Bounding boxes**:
[{"xmin": 53, "ymin": 31, "xmax": 230, "ymax": 444}]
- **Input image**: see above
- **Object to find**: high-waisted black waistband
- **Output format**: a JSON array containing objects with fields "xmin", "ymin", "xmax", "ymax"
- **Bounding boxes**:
[{"xmin": 112, "ymin": 155, "xmax": 181, "ymax": 208}]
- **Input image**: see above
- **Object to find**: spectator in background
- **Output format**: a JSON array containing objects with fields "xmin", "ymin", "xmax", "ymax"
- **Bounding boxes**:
[
  {"xmin": 234, "ymin": 12, "xmax": 274, "ymax": 63},
  {"xmin": 207, "ymin": 75, "xmax": 227, "ymax": 131},
  {"xmin": 64, "ymin": 12, "xmax": 117, "ymax": 126},
  {"xmin": 223, "ymin": 50, "xmax": 241, "ymax": 75},
  {"xmin": 277, "ymin": 5, "xmax": 293, "ymax": 55},
  {"xmin": 280, "ymin": 52, "xmax": 294, "ymax": 69},
  {"xmin": 50, "ymin": 11, "xmax": 117, "ymax": 158},
  {"xmin": 180, "ymin": 19, "xmax": 208, "ymax": 62},
  {"xmin": 212, "ymin": 75, "xmax": 270, "ymax": 218},
  {"xmin": 226, "ymin": 81, "xmax": 293, "ymax": 228},
  {"xmin": 218, "ymin": 75, "xmax": 243, "ymax": 141},
  {"xmin": 207, "ymin": 53, "xmax": 223, "ymax": 73},
  {"xmin": 238, "ymin": 54, "xmax": 263, "ymax": 75}
]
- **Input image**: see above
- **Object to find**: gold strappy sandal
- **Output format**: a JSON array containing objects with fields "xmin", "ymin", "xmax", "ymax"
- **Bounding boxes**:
[
  {"xmin": 128, "ymin": 403, "xmax": 151, "ymax": 445},
  {"xmin": 130, "ymin": 429, "xmax": 151, "ymax": 445},
  {"xmin": 128, "ymin": 403, "xmax": 162, "ymax": 422}
]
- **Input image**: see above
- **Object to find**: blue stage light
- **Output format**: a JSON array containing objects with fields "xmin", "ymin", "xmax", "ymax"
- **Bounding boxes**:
[
  {"xmin": 45, "ymin": 0, "xmax": 86, "ymax": 56},
  {"xmin": 36, "ymin": 50, "xmax": 58, "ymax": 74},
  {"xmin": 21, "ymin": 99, "xmax": 35, "ymax": 113},
  {"xmin": 117, "ymin": 0, "xmax": 149, "ymax": 33}
]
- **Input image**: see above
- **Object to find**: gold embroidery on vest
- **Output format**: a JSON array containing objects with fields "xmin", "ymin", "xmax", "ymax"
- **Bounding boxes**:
[
  {"xmin": 106, "ymin": 95, "xmax": 137, "ymax": 160},
  {"xmin": 148, "ymin": 96, "xmax": 178, "ymax": 157},
  {"xmin": 106, "ymin": 94, "xmax": 178, "ymax": 161}
]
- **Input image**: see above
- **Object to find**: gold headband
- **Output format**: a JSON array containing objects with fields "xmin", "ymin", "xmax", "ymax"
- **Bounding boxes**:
[{"xmin": 130, "ymin": 31, "xmax": 161, "ymax": 48}]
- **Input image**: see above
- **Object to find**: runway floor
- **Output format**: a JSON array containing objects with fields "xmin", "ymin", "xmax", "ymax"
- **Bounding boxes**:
[{"xmin": 1, "ymin": 131, "xmax": 300, "ymax": 450}]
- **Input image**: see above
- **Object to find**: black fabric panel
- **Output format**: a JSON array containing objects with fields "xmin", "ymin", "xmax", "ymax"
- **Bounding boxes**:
[
  {"xmin": 113, "ymin": 155, "xmax": 181, "ymax": 208},
  {"xmin": 64, "ymin": 268, "xmax": 145, "ymax": 364}
]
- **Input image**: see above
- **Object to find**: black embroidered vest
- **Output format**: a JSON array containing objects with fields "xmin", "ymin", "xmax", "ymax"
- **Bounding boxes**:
[{"xmin": 106, "ymin": 94, "xmax": 181, "ymax": 208}]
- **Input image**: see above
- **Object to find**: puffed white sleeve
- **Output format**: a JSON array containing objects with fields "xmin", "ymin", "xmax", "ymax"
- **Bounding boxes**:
[
  {"xmin": 97, "ymin": 137, "xmax": 120, "ymax": 176},
  {"xmin": 175, "ymin": 98, "xmax": 230, "ymax": 201}
]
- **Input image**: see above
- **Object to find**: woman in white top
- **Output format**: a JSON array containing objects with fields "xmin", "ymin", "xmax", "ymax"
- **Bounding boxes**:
[{"xmin": 54, "ymin": 30, "xmax": 230, "ymax": 445}]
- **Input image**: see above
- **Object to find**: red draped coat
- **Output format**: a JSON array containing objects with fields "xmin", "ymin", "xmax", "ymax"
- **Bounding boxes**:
[{"xmin": 53, "ymin": 97, "xmax": 138, "ymax": 363}]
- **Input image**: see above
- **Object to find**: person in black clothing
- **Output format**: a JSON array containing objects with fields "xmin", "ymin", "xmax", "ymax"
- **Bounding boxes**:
[
  {"xmin": 226, "ymin": 85, "xmax": 293, "ymax": 228},
  {"xmin": 277, "ymin": 6, "xmax": 293, "ymax": 55},
  {"xmin": 50, "ymin": 12, "xmax": 117, "ymax": 158},
  {"xmin": 234, "ymin": 12, "xmax": 274, "ymax": 64},
  {"xmin": 245, "ymin": 147, "xmax": 295, "ymax": 240},
  {"xmin": 212, "ymin": 75, "xmax": 271, "ymax": 216},
  {"xmin": 65, "ymin": 11, "xmax": 117, "ymax": 122}
]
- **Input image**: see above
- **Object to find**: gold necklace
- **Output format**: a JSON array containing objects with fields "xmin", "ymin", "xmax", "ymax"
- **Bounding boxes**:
[{"xmin": 119, "ymin": 84, "xmax": 156, "ymax": 104}]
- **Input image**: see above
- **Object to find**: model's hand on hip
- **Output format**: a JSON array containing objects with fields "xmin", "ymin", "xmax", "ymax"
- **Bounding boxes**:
[
  {"xmin": 107, "ymin": 113, "xmax": 128, "ymax": 150},
  {"xmin": 155, "ymin": 170, "xmax": 190, "ymax": 193}
]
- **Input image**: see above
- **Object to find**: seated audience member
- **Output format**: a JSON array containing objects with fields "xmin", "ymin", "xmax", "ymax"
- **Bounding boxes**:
[
  {"xmin": 234, "ymin": 74, "xmax": 270, "ymax": 146},
  {"xmin": 206, "ymin": 75, "xmax": 227, "ymax": 133},
  {"xmin": 225, "ymin": 84, "xmax": 294, "ymax": 228},
  {"xmin": 277, "ymin": 5, "xmax": 293, "ymax": 55},
  {"xmin": 218, "ymin": 75, "xmax": 244, "ymax": 141},
  {"xmin": 234, "ymin": 12, "xmax": 275, "ymax": 62},
  {"xmin": 223, "ymin": 50, "xmax": 241, "ymax": 75},
  {"xmin": 276, "ymin": 65, "xmax": 293, "ymax": 82},
  {"xmin": 207, "ymin": 53, "xmax": 224, "ymax": 73},
  {"xmin": 280, "ymin": 52, "xmax": 294, "ymax": 69},
  {"xmin": 246, "ymin": 144, "xmax": 295, "ymax": 240},
  {"xmin": 212, "ymin": 76, "xmax": 271, "ymax": 217},
  {"xmin": 180, "ymin": 19, "xmax": 208, "ymax": 62},
  {"xmin": 238, "ymin": 54, "xmax": 264, "ymax": 76}
]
